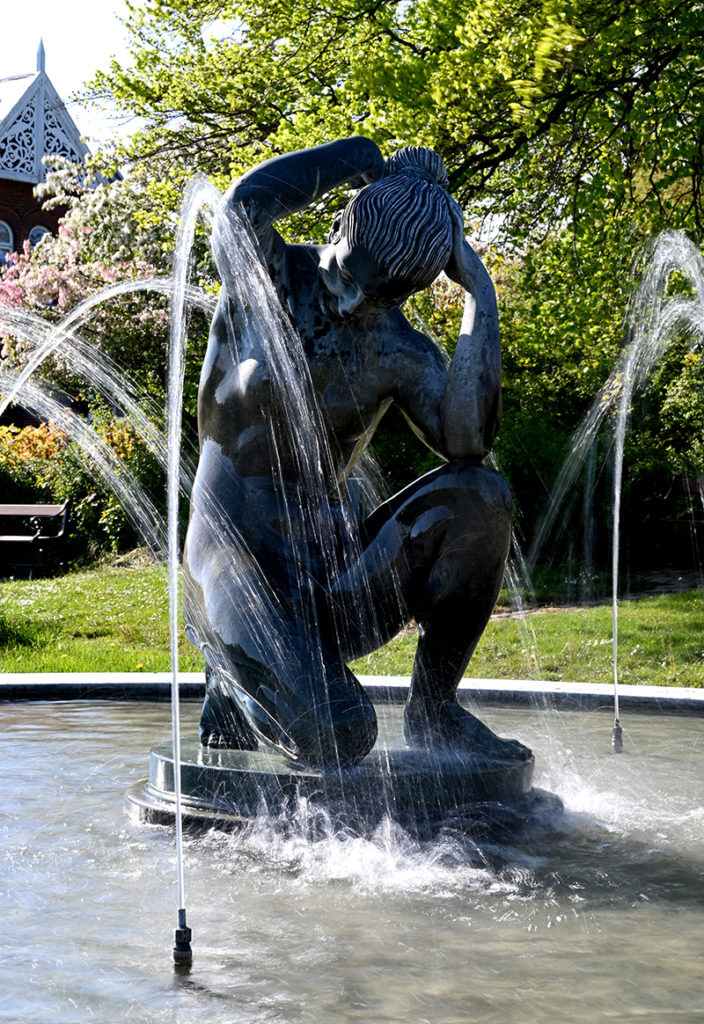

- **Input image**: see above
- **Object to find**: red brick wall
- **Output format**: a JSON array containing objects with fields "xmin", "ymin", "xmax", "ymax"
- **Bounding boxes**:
[{"xmin": 0, "ymin": 177, "xmax": 60, "ymax": 252}]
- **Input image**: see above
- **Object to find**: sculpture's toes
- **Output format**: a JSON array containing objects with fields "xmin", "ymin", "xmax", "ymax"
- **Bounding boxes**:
[{"xmin": 199, "ymin": 686, "xmax": 259, "ymax": 750}]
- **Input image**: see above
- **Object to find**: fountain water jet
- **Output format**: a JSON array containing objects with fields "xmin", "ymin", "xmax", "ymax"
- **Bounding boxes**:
[{"xmin": 527, "ymin": 230, "xmax": 704, "ymax": 748}]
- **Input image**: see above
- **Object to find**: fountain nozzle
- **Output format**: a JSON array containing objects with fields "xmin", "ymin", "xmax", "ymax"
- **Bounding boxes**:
[
  {"xmin": 173, "ymin": 907, "xmax": 192, "ymax": 967},
  {"xmin": 612, "ymin": 720, "xmax": 624, "ymax": 753}
]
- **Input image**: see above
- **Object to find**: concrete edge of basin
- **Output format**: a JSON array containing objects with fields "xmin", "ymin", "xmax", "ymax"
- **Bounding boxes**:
[{"xmin": 1, "ymin": 673, "xmax": 703, "ymax": 714}]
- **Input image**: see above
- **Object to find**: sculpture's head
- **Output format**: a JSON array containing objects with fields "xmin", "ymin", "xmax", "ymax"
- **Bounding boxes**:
[{"xmin": 319, "ymin": 146, "xmax": 458, "ymax": 318}]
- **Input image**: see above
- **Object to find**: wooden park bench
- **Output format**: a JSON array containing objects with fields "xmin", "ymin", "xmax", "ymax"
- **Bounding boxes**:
[{"xmin": 0, "ymin": 501, "xmax": 71, "ymax": 579}]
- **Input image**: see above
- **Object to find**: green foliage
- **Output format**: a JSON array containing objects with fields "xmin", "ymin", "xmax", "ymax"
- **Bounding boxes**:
[
  {"xmin": 371, "ymin": 405, "xmax": 443, "ymax": 495},
  {"xmin": 87, "ymin": 0, "xmax": 704, "ymax": 237},
  {"xmin": 0, "ymin": 409, "xmax": 163, "ymax": 558},
  {"xmin": 630, "ymin": 346, "xmax": 704, "ymax": 479},
  {"xmin": 36, "ymin": 0, "xmax": 704, "ymax": 571}
]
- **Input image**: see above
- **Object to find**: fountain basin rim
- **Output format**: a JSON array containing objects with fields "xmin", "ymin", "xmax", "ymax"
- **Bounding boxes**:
[{"xmin": 2, "ymin": 672, "xmax": 704, "ymax": 715}]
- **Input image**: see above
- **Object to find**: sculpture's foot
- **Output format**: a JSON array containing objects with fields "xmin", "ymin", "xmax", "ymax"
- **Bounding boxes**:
[
  {"xmin": 199, "ymin": 685, "xmax": 258, "ymax": 750},
  {"xmin": 403, "ymin": 700, "xmax": 531, "ymax": 762}
]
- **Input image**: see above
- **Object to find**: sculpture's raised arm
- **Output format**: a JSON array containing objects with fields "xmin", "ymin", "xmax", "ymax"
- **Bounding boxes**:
[
  {"xmin": 441, "ymin": 206, "xmax": 502, "ymax": 461},
  {"xmin": 227, "ymin": 137, "xmax": 385, "ymax": 234}
]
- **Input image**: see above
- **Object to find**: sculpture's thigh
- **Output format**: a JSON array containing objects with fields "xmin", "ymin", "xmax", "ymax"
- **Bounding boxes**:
[
  {"xmin": 188, "ymin": 559, "xmax": 378, "ymax": 767},
  {"xmin": 329, "ymin": 461, "xmax": 511, "ymax": 659}
]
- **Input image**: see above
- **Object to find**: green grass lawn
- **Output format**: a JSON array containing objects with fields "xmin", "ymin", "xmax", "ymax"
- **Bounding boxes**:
[
  {"xmin": 2, "ymin": 560, "xmax": 704, "ymax": 686},
  {"xmin": 0, "ymin": 562, "xmax": 204, "ymax": 674}
]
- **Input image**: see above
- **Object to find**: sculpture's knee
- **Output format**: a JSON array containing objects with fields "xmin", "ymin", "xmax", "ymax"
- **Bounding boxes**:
[
  {"xmin": 436, "ymin": 463, "xmax": 511, "ymax": 562},
  {"xmin": 402, "ymin": 463, "xmax": 509, "ymax": 563},
  {"xmin": 404, "ymin": 463, "xmax": 511, "ymax": 621},
  {"xmin": 449, "ymin": 461, "xmax": 512, "ymax": 522}
]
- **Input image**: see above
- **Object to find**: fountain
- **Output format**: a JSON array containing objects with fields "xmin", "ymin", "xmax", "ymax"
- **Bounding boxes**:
[
  {"xmin": 528, "ymin": 230, "xmax": 704, "ymax": 748},
  {"xmin": 2, "ymin": 142, "xmax": 704, "ymax": 1018}
]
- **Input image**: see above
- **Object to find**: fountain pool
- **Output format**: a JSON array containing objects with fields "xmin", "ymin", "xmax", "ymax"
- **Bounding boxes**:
[{"xmin": 2, "ymin": 698, "xmax": 702, "ymax": 1023}]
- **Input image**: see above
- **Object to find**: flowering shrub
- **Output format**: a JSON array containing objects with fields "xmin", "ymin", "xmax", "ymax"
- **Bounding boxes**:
[
  {"xmin": 0, "ymin": 224, "xmax": 171, "ymax": 400},
  {"xmin": 0, "ymin": 422, "xmax": 67, "ymax": 463},
  {"xmin": 0, "ymin": 159, "xmax": 211, "ymax": 412},
  {"xmin": 0, "ymin": 162, "xmax": 211, "ymax": 562},
  {"xmin": 0, "ymin": 412, "xmax": 162, "ymax": 556}
]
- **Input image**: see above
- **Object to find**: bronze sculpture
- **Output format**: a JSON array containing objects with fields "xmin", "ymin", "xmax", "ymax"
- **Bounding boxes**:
[{"xmin": 183, "ymin": 136, "xmax": 530, "ymax": 771}]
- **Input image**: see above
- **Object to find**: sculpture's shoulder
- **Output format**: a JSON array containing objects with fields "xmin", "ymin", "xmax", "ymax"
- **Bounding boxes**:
[
  {"xmin": 376, "ymin": 309, "xmax": 449, "ymax": 373},
  {"xmin": 283, "ymin": 242, "xmax": 322, "ymax": 285},
  {"xmin": 239, "ymin": 238, "xmax": 319, "ymax": 302}
]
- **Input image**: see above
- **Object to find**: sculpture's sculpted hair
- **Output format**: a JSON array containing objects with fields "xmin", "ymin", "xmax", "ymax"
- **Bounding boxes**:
[{"xmin": 332, "ymin": 146, "xmax": 456, "ymax": 290}]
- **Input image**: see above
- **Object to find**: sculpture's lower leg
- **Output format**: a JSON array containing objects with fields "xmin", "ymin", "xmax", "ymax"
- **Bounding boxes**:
[
  {"xmin": 403, "ymin": 628, "xmax": 531, "ymax": 761},
  {"xmin": 399, "ymin": 465, "xmax": 530, "ymax": 761}
]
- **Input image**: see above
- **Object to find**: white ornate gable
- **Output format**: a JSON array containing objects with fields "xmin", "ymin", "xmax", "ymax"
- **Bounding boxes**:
[{"xmin": 0, "ymin": 60, "xmax": 88, "ymax": 185}]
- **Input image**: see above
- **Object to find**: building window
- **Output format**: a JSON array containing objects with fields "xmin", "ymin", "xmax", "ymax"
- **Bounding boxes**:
[
  {"xmin": 28, "ymin": 225, "xmax": 51, "ymax": 250},
  {"xmin": 0, "ymin": 221, "xmax": 14, "ymax": 265}
]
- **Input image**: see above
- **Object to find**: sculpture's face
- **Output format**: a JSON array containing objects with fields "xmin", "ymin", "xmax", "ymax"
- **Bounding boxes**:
[{"xmin": 318, "ymin": 236, "xmax": 415, "ymax": 319}]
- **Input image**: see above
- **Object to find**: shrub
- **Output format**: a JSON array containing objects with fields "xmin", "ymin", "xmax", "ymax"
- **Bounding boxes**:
[{"xmin": 0, "ymin": 411, "xmax": 164, "ymax": 559}]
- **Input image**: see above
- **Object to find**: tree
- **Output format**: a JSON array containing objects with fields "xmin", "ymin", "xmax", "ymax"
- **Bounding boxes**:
[
  {"xmin": 89, "ymin": 0, "xmax": 704, "ymax": 237},
  {"xmin": 76, "ymin": 0, "xmax": 704, "ymax": 571}
]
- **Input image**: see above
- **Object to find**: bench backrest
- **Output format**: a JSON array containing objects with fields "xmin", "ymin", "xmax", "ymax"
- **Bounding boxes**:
[
  {"xmin": 0, "ymin": 504, "xmax": 68, "ymax": 517},
  {"xmin": 0, "ymin": 501, "xmax": 70, "ymax": 539}
]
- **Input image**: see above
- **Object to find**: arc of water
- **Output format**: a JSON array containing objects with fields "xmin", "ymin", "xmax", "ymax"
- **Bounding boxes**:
[
  {"xmin": 610, "ymin": 232, "xmax": 704, "ymax": 749},
  {"xmin": 529, "ymin": 231, "xmax": 704, "ymax": 752},
  {"xmin": 0, "ymin": 277, "xmax": 216, "ymax": 426},
  {"xmin": 1, "ymin": 308, "xmax": 176, "ymax": 467},
  {"xmin": 0, "ymin": 368, "xmax": 168, "ymax": 554}
]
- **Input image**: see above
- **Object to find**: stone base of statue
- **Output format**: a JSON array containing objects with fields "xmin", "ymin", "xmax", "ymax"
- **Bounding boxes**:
[{"xmin": 126, "ymin": 738, "xmax": 557, "ymax": 839}]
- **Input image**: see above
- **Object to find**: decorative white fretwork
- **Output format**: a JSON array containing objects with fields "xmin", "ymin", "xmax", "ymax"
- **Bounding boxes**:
[
  {"xmin": 0, "ymin": 97, "xmax": 37, "ymax": 177},
  {"xmin": 0, "ymin": 61, "xmax": 88, "ymax": 184},
  {"xmin": 44, "ymin": 103, "xmax": 85, "ymax": 166}
]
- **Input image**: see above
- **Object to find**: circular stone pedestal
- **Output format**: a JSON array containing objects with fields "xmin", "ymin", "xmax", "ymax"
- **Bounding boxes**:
[{"xmin": 127, "ymin": 740, "xmax": 547, "ymax": 838}]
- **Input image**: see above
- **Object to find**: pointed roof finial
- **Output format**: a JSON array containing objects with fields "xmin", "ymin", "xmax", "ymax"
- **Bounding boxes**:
[{"xmin": 37, "ymin": 39, "xmax": 46, "ymax": 74}]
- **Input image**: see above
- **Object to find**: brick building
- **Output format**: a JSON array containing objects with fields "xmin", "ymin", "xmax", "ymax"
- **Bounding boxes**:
[{"xmin": 0, "ymin": 42, "xmax": 88, "ymax": 264}]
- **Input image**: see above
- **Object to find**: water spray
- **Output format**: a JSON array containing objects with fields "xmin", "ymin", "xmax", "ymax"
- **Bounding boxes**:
[
  {"xmin": 611, "ymin": 446, "xmax": 625, "ymax": 755},
  {"xmin": 165, "ymin": 179, "xmax": 218, "ymax": 968}
]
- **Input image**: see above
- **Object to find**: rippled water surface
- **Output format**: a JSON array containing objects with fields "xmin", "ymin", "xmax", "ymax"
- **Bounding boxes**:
[{"xmin": 1, "ymin": 700, "xmax": 703, "ymax": 1023}]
